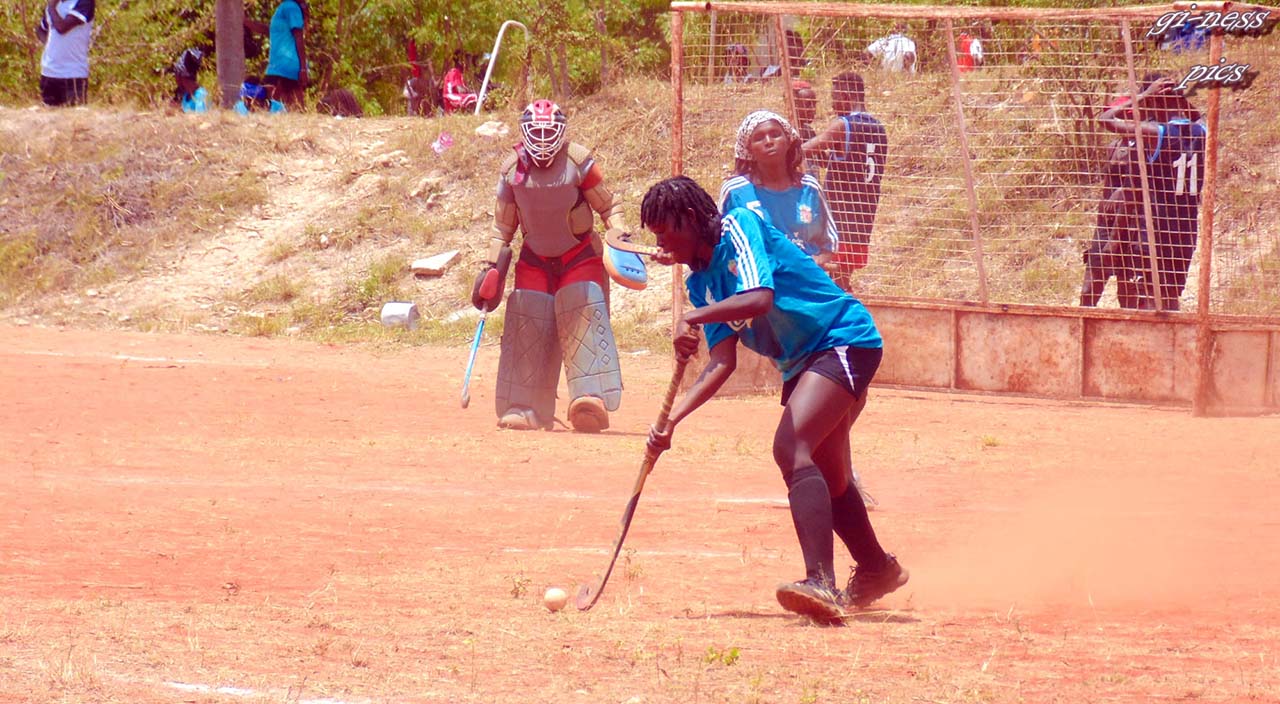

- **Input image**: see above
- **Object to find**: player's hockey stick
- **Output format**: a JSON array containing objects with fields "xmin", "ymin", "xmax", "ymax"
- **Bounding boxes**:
[
  {"xmin": 460, "ymin": 313, "xmax": 486, "ymax": 409},
  {"xmin": 461, "ymin": 247, "xmax": 510, "ymax": 409},
  {"xmin": 603, "ymin": 228, "xmax": 661, "ymax": 259},
  {"xmin": 575, "ymin": 354, "xmax": 689, "ymax": 611}
]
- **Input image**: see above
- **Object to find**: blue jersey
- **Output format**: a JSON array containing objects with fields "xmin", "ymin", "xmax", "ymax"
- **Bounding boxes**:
[
  {"xmin": 687, "ymin": 207, "xmax": 882, "ymax": 380},
  {"xmin": 825, "ymin": 112, "xmax": 888, "ymax": 237},
  {"xmin": 829, "ymin": 112, "xmax": 887, "ymax": 191},
  {"xmin": 719, "ymin": 174, "xmax": 838, "ymax": 256},
  {"xmin": 1146, "ymin": 118, "xmax": 1206, "ymax": 237}
]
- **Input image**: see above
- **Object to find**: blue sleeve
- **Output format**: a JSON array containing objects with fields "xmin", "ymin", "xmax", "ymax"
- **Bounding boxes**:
[
  {"xmin": 686, "ymin": 274, "xmax": 735, "ymax": 352},
  {"xmin": 722, "ymin": 209, "xmax": 775, "ymax": 293},
  {"xmin": 283, "ymin": 1, "xmax": 304, "ymax": 29},
  {"xmin": 719, "ymin": 179, "xmax": 742, "ymax": 214}
]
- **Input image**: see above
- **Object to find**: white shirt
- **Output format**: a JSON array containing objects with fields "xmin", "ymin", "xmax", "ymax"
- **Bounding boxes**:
[
  {"xmin": 867, "ymin": 33, "xmax": 917, "ymax": 73},
  {"xmin": 969, "ymin": 38, "xmax": 985, "ymax": 64},
  {"xmin": 40, "ymin": 0, "xmax": 95, "ymax": 79}
]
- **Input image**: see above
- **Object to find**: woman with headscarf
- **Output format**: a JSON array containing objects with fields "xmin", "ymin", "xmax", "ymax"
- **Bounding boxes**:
[{"xmin": 718, "ymin": 110, "xmax": 839, "ymax": 271}]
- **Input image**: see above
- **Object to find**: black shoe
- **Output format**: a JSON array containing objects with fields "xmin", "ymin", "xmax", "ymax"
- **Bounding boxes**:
[
  {"xmin": 776, "ymin": 578, "xmax": 844, "ymax": 624},
  {"xmin": 845, "ymin": 554, "xmax": 909, "ymax": 608}
]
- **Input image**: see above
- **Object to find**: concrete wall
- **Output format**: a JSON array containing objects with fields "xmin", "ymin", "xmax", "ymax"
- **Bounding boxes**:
[{"xmin": 694, "ymin": 301, "xmax": 1279, "ymax": 415}]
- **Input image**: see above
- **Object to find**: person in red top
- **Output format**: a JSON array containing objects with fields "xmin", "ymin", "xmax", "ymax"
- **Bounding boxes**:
[
  {"xmin": 956, "ymin": 29, "xmax": 984, "ymax": 72},
  {"xmin": 441, "ymin": 50, "xmax": 479, "ymax": 113}
]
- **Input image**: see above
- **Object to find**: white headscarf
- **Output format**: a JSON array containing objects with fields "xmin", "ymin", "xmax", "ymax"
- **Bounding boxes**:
[{"xmin": 734, "ymin": 110, "xmax": 801, "ymax": 161}]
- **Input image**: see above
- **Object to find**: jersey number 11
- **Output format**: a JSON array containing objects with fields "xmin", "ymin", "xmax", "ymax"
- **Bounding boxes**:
[{"xmin": 1173, "ymin": 153, "xmax": 1199, "ymax": 197}]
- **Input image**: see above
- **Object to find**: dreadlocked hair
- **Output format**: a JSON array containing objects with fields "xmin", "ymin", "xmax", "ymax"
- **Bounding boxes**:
[{"xmin": 640, "ymin": 176, "xmax": 721, "ymax": 246}]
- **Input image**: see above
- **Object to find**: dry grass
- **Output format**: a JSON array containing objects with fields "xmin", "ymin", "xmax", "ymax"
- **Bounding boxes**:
[
  {"xmin": 0, "ymin": 108, "xmax": 269, "ymax": 307},
  {"xmin": 2, "ymin": 58, "xmax": 1278, "ymax": 340}
]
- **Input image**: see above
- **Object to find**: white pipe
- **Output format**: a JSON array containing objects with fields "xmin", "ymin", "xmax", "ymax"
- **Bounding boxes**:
[{"xmin": 475, "ymin": 20, "xmax": 530, "ymax": 115}]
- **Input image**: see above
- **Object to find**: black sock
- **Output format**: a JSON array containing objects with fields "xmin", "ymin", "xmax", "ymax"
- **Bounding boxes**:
[
  {"xmin": 831, "ymin": 483, "xmax": 887, "ymax": 571},
  {"xmin": 785, "ymin": 465, "xmax": 834, "ymax": 586}
]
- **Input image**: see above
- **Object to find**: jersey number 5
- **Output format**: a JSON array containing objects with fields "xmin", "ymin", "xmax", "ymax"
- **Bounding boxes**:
[
  {"xmin": 863, "ymin": 143, "xmax": 878, "ymax": 184},
  {"xmin": 1173, "ymin": 153, "xmax": 1199, "ymax": 197}
]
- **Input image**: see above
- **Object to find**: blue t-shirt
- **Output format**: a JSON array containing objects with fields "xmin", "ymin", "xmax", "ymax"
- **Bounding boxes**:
[
  {"xmin": 266, "ymin": 0, "xmax": 305, "ymax": 80},
  {"xmin": 180, "ymin": 86, "xmax": 208, "ymax": 113},
  {"xmin": 719, "ymin": 175, "xmax": 838, "ymax": 256},
  {"xmin": 687, "ymin": 207, "xmax": 882, "ymax": 380}
]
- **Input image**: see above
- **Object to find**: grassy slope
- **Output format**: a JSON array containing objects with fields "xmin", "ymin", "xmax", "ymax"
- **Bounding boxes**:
[{"xmin": 0, "ymin": 62, "xmax": 1277, "ymax": 348}]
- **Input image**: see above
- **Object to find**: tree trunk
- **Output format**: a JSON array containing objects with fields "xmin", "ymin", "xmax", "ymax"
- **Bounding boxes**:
[
  {"xmin": 556, "ymin": 44, "xmax": 570, "ymax": 101},
  {"xmin": 331, "ymin": 0, "xmax": 345, "ymax": 92},
  {"xmin": 517, "ymin": 46, "xmax": 530, "ymax": 108},
  {"xmin": 595, "ymin": 10, "xmax": 610, "ymax": 88},
  {"xmin": 544, "ymin": 46, "xmax": 560, "ymax": 100},
  {"xmin": 215, "ymin": 0, "xmax": 246, "ymax": 108}
]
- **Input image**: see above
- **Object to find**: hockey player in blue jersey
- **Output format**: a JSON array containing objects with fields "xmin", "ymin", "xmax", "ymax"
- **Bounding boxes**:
[
  {"xmin": 1100, "ymin": 75, "xmax": 1206, "ymax": 311},
  {"xmin": 639, "ymin": 175, "xmax": 908, "ymax": 623}
]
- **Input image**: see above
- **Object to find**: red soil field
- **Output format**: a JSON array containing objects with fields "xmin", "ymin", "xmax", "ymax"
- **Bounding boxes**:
[{"xmin": 1, "ymin": 324, "xmax": 1277, "ymax": 703}]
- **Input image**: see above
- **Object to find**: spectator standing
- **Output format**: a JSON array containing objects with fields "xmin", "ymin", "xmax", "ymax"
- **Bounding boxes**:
[
  {"xmin": 723, "ymin": 43, "xmax": 750, "ymax": 84},
  {"xmin": 245, "ymin": 0, "xmax": 309, "ymax": 110},
  {"xmin": 956, "ymin": 29, "xmax": 984, "ymax": 72},
  {"xmin": 803, "ymin": 72, "xmax": 888, "ymax": 281},
  {"xmin": 1080, "ymin": 137, "xmax": 1145, "ymax": 309},
  {"xmin": 36, "ymin": 0, "xmax": 95, "ymax": 106},
  {"xmin": 1099, "ymin": 75, "xmax": 1206, "ymax": 311}
]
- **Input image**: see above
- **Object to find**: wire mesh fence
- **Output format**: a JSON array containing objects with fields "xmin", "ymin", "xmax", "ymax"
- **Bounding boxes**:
[{"xmin": 671, "ymin": 3, "xmax": 1280, "ymax": 319}]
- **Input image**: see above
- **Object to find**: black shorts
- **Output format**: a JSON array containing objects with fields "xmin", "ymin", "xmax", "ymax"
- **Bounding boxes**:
[
  {"xmin": 780, "ymin": 345, "xmax": 883, "ymax": 406},
  {"xmin": 40, "ymin": 76, "xmax": 88, "ymax": 106}
]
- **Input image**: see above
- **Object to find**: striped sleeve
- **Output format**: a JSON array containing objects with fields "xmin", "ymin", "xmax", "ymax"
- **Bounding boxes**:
[
  {"xmin": 718, "ymin": 176, "xmax": 749, "ymax": 214},
  {"xmin": 722, "ymin": 209, "xmax": 774, "ymax": 294}
]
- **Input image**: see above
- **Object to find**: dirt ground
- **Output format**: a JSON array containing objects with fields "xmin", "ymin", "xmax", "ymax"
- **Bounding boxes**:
[{"xmin": 1, "ymin": 323, "xmax": 1278, "ymax": 704}]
